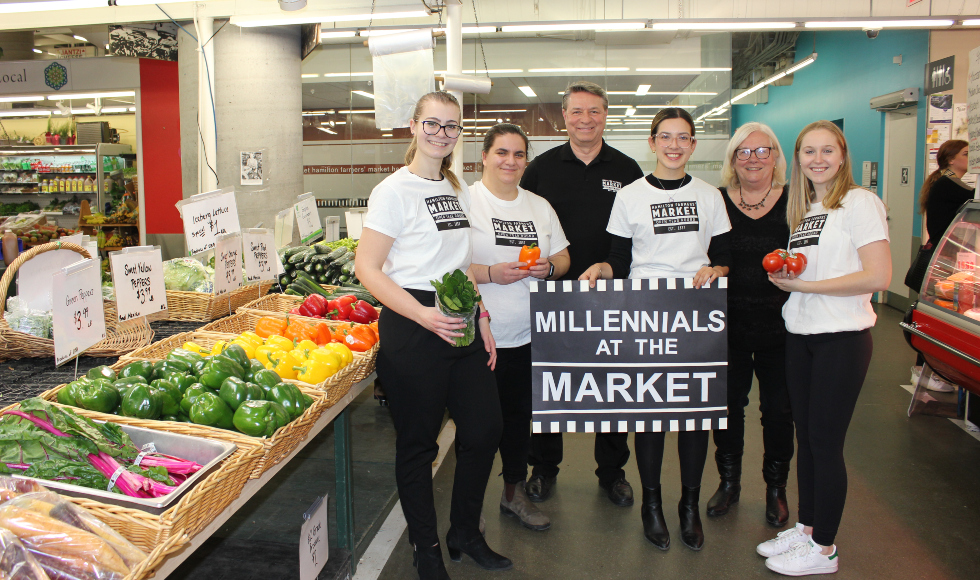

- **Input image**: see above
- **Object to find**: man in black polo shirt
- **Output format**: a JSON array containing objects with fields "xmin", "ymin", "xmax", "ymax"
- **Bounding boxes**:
[{"xmin": 520, "ymin": 80, "xmax": 644, "ymax": 507}]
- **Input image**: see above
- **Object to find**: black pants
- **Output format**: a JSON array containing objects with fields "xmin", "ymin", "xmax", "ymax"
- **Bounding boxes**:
[
  {"xmin": 494, "ymin": 343, "xmax": 533, "ymax": 485},
  {"xmin": 786, "ymin": 329, "xmax": 872, "ymax": 547},
  {"xmin": 635, "ymin": 431, "xmax": 710, "ymax": 489},
  {"xmin": 377, "ymin": 290, "xmax": 502, "ymax": 547},
  {"xmin": 712, "ymin": 342, "xmax": 795, "ymax": 465},
  {"xmin": 529, "ymin": 430, "xmax": 630, "ymax": 484}
]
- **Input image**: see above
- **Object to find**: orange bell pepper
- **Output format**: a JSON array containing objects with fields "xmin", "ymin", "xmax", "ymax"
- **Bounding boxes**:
[
  {"xmin": 284, "ymin": 317, "xmax": 317, "ymax": 343},
  {"xmin": 343, "ymin": 325, "xmax": 377, "ymax": 352},
  {"xmin": 518, "ymin": 243, "xmax": 540, "ymax": 271},
  {"xmin": 315, "ymin": 322, "xmax": 333, "ymax": 346},
  {"xmin": 255, "ymin": 317, "xmax": 287, "ymax": 338}
]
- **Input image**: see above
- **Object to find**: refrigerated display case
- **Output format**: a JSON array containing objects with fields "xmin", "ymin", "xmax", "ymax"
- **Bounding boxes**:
[{"xmin": 902, "ymin": 199, "xmax": 980, "ymax": 395}]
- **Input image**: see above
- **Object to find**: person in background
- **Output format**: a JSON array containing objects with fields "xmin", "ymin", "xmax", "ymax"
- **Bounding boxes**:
[
  {"xmin": 707, "ymin": 123, "xmax": 794, "ymax": 528},
  {"xmin": 580, "ymin": 107, "xmax": 731, "ymax": 552},
  {"xmin": 466, "ymin": 123, "xmax": 571, "ymax": 532},
  {"xmin": 355, "ymin": 91, "xmax": 510, "ymax": 580},
  {"xmin": 759, "ymin": 120, "xmax": 891, "ymax": 577},
  {"xmin": 520, "ymin": 80, "xmax": 644, "ymax": 507}
]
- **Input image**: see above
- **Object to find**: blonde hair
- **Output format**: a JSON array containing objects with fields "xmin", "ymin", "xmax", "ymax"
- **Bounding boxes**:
[
  {"xmin": 404, "ymin": 91, "xmax": 463, "ymax": 193},
  {"xmin": 787, "ymin": 120, "xmax": 858, "ymax": 232},
  {"xmin": 720, "ymin": 122, "xmax": 787, "ymax": 190}
]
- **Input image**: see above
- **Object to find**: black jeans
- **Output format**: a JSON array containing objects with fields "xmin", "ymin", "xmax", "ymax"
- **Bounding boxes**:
[
  {"xmin": 494, "ymin": 344, "xmax": 533, "ymax": 485},
  {"xmin": 529, "ymin": 430, "xmax": 630, "ymax": 484},
  {"xmin": 712, "ymin": 342, "xmax": 795, "ymax": 464},
  {"xmin": 377, "ymin": 290, "xmax": 502, "ymax": 547},
  {"xmin": 786, "ymin": 329, "xmax": 872, "ymax": 547}
]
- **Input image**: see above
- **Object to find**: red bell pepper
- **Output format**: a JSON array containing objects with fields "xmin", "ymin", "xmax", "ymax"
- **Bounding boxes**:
[
  {"xmin": 289, "ymin": 307, "xmax": 301, "ymax": 315},
  {"xmin": 349, "ymin": 300, "xmax": 379, "ymax": 324},
  {"xmin": 299, "ymin": 294, "xmax": 329, "ymax": 318},
  {"xmin": 327, "ymin": 295, "xmax": 357, "ymax": 321}
]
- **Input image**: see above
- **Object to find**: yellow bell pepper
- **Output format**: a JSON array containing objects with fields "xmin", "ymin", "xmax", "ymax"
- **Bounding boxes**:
[
  {"xmin": 309, "ymin": 349, "xmax": 342, "ymax": 376},
  {"xmin": 287, "ymin": 348, "xmax": 309, "ymax": 365},
  {"xmin": 210, "ymin": 340, "xmax": 228, "ymax": 356},
  {"xmin": 255, "ymin": 344, "xmax": 284, "ymax": 368},
  {"xmin": 295, "ymin": 339, "xmax": 318, "ymax": 352},
  {"xmin": 238, "ymin": 331, "xmax": 264, "ymax": 348},
  {"xmin": 266, "ymin": 334, "xmax": 294, "ymax": 351},
  {"xmin": 231, "ymin": 339, "xmax": 256, "ymax": 359},
  {"xmin": 293, "ymin": 359, "xmax": 331, "ymax": 384},
  {"xmin": 182, "ymin": 341, "xmax": 205, "ymax": 354},
  {"xmin": 323, "ymin": 342, "xmax": 353, "ymax": 367},
  {"xmin": 270, "ymin": 352, "xmax": 298, "ymax": 380}
]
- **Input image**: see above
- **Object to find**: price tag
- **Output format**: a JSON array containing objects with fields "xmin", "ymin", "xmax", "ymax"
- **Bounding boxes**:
[
  {"xmin": 345, "ymin": 210, "xmax": 366, "ymax": 240},
  {"xmin": 60, "ymin": 233, "xmax": 84, "ymax": 246},
  {"xmin": 274, "ymin": 207, "xmax": 294, "ymax": 249},
  {"xmin": 52, "ymin": 258, "xmax": 106, "ymax": 366},
  {"xmin": 213, "ymin": 233, "xmax": 243, "ymax": 297},
  {"xmin": 294, "ymin": 193, "xmax": 323, "ymax": 245},
  {"xmin": 109, "ymin": 246, "xmax": 168, "ymax": 322},
  {"xmin": 176, "ymin": 187, "xmax": 241, "ymax": 256},
  {"xmin": 242, "ymin": 229, "xmax": 281, "ymax": 283},
  {"xmin": 299, "ymin": 495, "xmax": 328, "ymax": 580}
]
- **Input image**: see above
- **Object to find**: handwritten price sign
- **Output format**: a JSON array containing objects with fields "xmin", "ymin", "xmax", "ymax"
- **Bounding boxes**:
[
  {"xmin": 294, "ymin": 193, "xmax": 323, "ymax": 245},
  {"xmin": 177, "ymin": 188, "xmax": 242, "ymax": 256},
  {"xmin": 242, "ymin": 229, "xmax": 280, "ymax": 283},
  {"xmin": 52, "ymin": 259, "xmax": 106, "ymax": 366},
  {"xmin": 299, "ymin": 495, "xmax": 328, "ymax": 580},
  {"xmin": 214, "ymin": 233, "xmax": 243, "ymax": 296},
  {"xmin": 109, "ymin": 247, "xmax": 168, "ymax": 322}
]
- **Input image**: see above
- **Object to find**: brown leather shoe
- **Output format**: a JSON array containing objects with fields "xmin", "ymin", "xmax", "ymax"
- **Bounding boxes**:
[{"xmin": 500, "ymin": 485, "xmax": 551, "ymax": 531}]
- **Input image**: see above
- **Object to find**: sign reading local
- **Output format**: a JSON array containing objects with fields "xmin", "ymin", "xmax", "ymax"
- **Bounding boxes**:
[
  {"xmin": 530, "ymin": 278, "xmax": 728, "ymax": 434},
  {"xmin": 109, "ymin": 247, "xmax": 168, "ymax": 322},
  {"xmin": 0, "ymin": 60, "xmax": 72, "ymax": 93},
  {"xmin": 242, "ymin": 229, "xmax": 280, "ymax": 283},
  {"xmin": 52, "ymin": 259, "xmax": 106, "ymax": 366},
  {"xmin": 177, "ymin": 188, "xmax": 241, "ymax": 256}
]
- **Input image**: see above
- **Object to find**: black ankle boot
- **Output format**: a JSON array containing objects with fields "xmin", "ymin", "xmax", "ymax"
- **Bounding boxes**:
[
  {"xmin": 706, "ymin": 452, "xmax": 742, "ymax": 517},
  {"xmin": 678, "ymin": 485, "xmax": 704, "ymax": 551},
  {"xmin": 641, "ymin": 485, "xmax": 670, "ymax": 550},
  {"xmin": 445, "ymin": 527, "xmax": 512, "ymax": 571},
  {"xmin": 413, "ymin": 544, "xmax": 451, "ymax": 580},
  {"xmin": 763, "ymin": 458, "xmax": 791, "ymax": 527}
]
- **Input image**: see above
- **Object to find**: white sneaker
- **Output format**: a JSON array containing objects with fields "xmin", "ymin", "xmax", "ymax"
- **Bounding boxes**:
[
  {"xmin": 766, "ymin": 539, "xmax": 839, "ymax": 576},
  {"xmin": 757, "ymin": 523, "xmax": 809, "ymax": 557},
  {"xmin": 911, "ymin": 366, "xmax": 956, "ymax": 392}
]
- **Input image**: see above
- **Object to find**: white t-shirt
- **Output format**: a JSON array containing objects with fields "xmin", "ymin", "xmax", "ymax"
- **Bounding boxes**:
[
  {"xmin": 465, "ymin": 181, "xmax": 570, "ymax": 348},
  {"xmin": 782, "ymin": 188, "xmax": 889, "ymax": 335},
  {"xmin": 606, "ymin": 176, "xmax": 731, "ymax": 279},
  {"xmin": 363, "ymin": 167, "xmax": 472, "ymax": 291}
]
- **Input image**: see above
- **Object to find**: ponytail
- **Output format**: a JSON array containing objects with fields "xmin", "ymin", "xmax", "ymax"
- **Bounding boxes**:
[{"xmin": 405, "ymin": 91, "xmax": 463, "ymax": 193}]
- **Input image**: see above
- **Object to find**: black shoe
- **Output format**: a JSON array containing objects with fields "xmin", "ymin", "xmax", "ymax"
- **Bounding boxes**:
[
  {"xmin": 525, "ymin": 474, "xmax": 556, "ymax": 503},
  {"xmin": 445, "ymin": 528, "xmax": 512, "ymax": 571},
  {"xmin": 641, "ymin": 485, "xmax": 670, "ymax": 550},
  {"xmin": 413, "ymin": 544, "xmax": 451, "ymax": 580},
  {"xmin": 706, "ymin": 452, "xmax": 742, "ymax": 517},
  {"xmin": 599, "ymin": 477, "xmax": 634, "ymax": 507},
  {"xmin": 763, "ymin": 458, "xmax": 791, "ymax": 527},
  {"xmin": 678, "ymin": 485, "xmax": 704, "ymax": 551}
]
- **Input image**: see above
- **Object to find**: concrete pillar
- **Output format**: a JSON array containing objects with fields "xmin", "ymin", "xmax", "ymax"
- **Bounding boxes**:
[
  {"xmin": 178, "ymin": 24, "xmax": 303, "ymax": 248},
  {"xmin": 0, "ymin": 31, "xmax": 35, "ymax": 61}
]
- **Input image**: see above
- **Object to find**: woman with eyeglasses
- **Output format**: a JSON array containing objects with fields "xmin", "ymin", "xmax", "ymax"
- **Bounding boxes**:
[
  {"xmin": 356, "ymin": 91, "xmax": 510, "ymax": 580},
  {"xmin": 706, "ymin": 123, "xmax": 795, "ymax": 529},
  {"xmin": 581, "ymin": 107, "xmax": 732, "ymax": 551}
]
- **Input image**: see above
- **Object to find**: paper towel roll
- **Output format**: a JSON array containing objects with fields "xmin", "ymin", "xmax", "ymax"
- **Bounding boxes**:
[
  {"xmin": 441, "ymin": 73, "xmax": 492, "ymax": 94},
  {"xmin": 368, "ymin": 29, "xmax": 434, "ymax": 57}
]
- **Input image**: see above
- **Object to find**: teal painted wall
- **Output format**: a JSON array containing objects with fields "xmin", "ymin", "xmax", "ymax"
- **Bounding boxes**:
[{"xmin": 732, "ymin": 30, "xmax": 929, "ymax": 233}]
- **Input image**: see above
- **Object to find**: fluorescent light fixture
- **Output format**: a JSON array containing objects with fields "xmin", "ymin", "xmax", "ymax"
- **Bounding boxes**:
[
  {"xmin": 382, "ymin": 133, "xmax": 393, "ymax": 137},
  {"xmin": 105, "ymin": 44, "xmax": 110, "ymax": 50},
  {"xmin": 480, "ymin": 109, "xmax": 526, "ymax": 113},
  {"xmin": 804, "ymin": 20, "xmax": 953, "ymax": 28},
  {"xmin": 652, "ymin": 21, "xmax": 796, "ymax": 30},
  {"xmin": 604, "ymin": 91, "xmax": 716, "ymax": 96},
  {"xmin": 231, "ymin": 6, "xmax": 429, "ymax": 27},
  {"xmin": 964, "ymin": 20, "xmax": 980, "ymax": 26},
  {"xmin": 636, "ymin": 85, "xmax": 651, "ymax": 96},
  {"xmin": 360, "ymin": 29, "xmax": 419, "ymax": 37},
  {"xmin": 0, "ymin": 0, "xmax": 104, "ymax": 14},
  {"xmin": 462, "ymin": 69, "xmax": 522, "ymax": 74},
  {"xmin": 625, "ymin": 107, "xmax": 636, "ymax": 117},
  {"xmin": 0, "ymin": 110, "xmax": 52, "ymax": 117},
  {"xmin": 316, "ymin": 127, "xmax": 337, "ymax": 135},
  {"xmin": 611, "ymin": 128, "xmax": 651, "ymax": 132},
  {"xmin": 301, "ymin": 74, "xmax": 319, "ymax": 78},
  {"xmin": 302, "ymin": 111, "xmax": 329, "ymax": 116},
  {"xmin": 114, "ymin": 0, "xmax": 188, "ymax": 5},
  {"xmin": 352, "ymin": 90, "xmax": 375, "ymax": 99},
  {"xmin": 530, "ymin": 67, "xmax": 629, "ymax": 73},
  {"xmin": 322, "ymin": 72, "xmax": 373, "ymax": 77},
  {"xmin": 636, "ymin": 105, "xmax": 696, "ymax": 109},
  {"xmin": 435, "ymin": 26, "xmax": 497, "ymax": 34},
  {"xmin": 320, "ymin": 31, "xmax": 358, "ymax": 39},
  {"xmin": 337, "ymin": 109, "xmax": 375, "ymax": 114},
  {"xmin": 502, "ymin": 22, "xmax": 646, "ymax": 33},
  {"xmin": 47, "ymin": 91, "xmax": 135, "ymax": 100},
  {"xmin": 725, "ymin": 52, "xmax": 817, "ymax": 110},
  {"xmin": 519, "ymin": 86, "xmax": 537, "ymax": 97},
  {"xmin": 128, "ymin": 107, "xmax": 136, "ymax": 111},
  {"xmin": 55, "ymin": 107, "xmax": 128, "ymax": 115},
  {"xmin": 0, "ymin": 95, "xmax": 45, "ymax": 103},
  {"xmin": 336, "ymin": 121, "xmax": 347, "ymax": 125},
  {"xmin": 635, "ymin": 67, "xmax": 731, "ymax": 72},
  {"xmin": 32, "ymin": 48, "xmax": 42, "ymax": 54},
  {"xmin": 72, "ymin": 35, "xmax": 87, "ymax": 41}
]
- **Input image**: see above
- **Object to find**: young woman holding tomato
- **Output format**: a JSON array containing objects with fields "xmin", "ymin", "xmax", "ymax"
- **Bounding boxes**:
[
  {"xmin": 707, "ymin": 123, "xmax": 795, "ymax": 529},
  {"xmin": 759, "ymin": 121, "xmax": 891, "ymax": 577},
  {"xmin": 465, "ymin": 124, "xmax": 571, "ymax": 532},
  {"xmin": 355, "ymin": 91, "xmax": 509, "ymax": 579},
  {"xmin": 581, "ymin": 107, "xmax": 732, "ymax": 552}
]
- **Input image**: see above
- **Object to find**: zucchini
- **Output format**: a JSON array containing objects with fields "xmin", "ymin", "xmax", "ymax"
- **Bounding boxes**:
[
  {"xmin": 282, "ymin": 246, "xmax": 307, "ymax": 260},
  {"xmin": 327, "ymin": 286, "xmax": 380, "ymax": 306},
  {"xmin": 279, "ymin": 273, "xmax": 292, "ymax": 286},
  {"xmin": 288, "ymin": 248, "xmax": 314, "ymax": 264},
  {"xmin": 303, "ymin": 262, "xmax": 317, "ymax": 274},
  {"xmin": 325, "ymin": 247, "xmax": 348, "ymax": 261},
  {"xmin": 317, "ymin": 273, "xmax": 329, "ymax": 284},
  {"xmin": 338, "ymin": 274, "xmax": 349, "ymax": 284},
  {"xmin": 293, "ymin": 270, "xmax": 318, "ymax": 285},
  {"xmin": 314, "ymin": 262, "xmax": 325, "ymax": 273},
  {"xmin": 313, "ymin": 243, "xmax": 333, "ymax": 254},
  {"xmin": 341, "ymin": 261, "xmax": 355, "ymax": 276}
]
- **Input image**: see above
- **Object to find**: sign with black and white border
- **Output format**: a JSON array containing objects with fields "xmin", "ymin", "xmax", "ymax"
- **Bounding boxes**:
[{"xmin": 530, "ymin": 278, "xmax": 728, "ymax": 433}]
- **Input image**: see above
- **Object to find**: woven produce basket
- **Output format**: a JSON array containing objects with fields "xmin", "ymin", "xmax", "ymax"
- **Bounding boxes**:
[
  {"xmin": 123, "ymin": 532, "xmax": 188, "ymax": 580},
  {"xmin": 164, "ymin": 281, "xmax": 274, "ymax": 322},
  {"xmin": 0, "ymin": 241, "xmax": 154, "ymax": 361},
  {"xmin": 199, "ymin": 309, "xmax": 359, "ymax": 335},
  {"xmin": 119, "ymin": 331, "xmax": 236, "ymax": 362}
]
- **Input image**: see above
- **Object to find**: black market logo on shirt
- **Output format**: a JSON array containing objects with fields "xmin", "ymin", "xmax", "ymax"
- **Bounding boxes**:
[
  {"xmin": 425, "ymin": 195, "xmax": 470, "ymax": 231},
  {"xmin": 492, "ymin": 218, "xmax": 539, "ymax": 247},
  {"xmin": 650, "ymin": 201, "xmax": 700, "ymax": 234},
  {"xmin": 789, "ymin": 214, "xmax": 827, "ymax": 249},
  {"xmin": 602, "ymin": 179, "xmax": 623, "ymax": 192}
]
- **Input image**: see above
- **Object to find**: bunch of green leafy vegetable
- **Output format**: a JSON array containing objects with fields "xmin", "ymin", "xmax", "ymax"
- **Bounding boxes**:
[
  {"xmin": 430, "ymin": 269, "xmax": 481, "ymax": 347},
  {"xmin": 315, "ymin": 237, "xmax": 358, "ymax": 252},
  {"xmin": 162, "ymin": 257, "xmax": 213, "ymax": 293}
]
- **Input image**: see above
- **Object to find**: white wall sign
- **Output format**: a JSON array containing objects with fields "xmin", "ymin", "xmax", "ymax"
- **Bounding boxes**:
[
  {"xmin": 0, "ymin": 60, "xmax": 73, "ymax": 94},
  {"xmin": 968, "ymin": 45, "xmax": 980, "ymax": 174},
  {"xmin": 177, "ymin": 187, "xmax": 241, "ymax": 257},
  {"xmin": 52, "ymin": 259, "xmax": 106, "ymax": 366},
  {"xmin": 17, "ymin": 248, "xmax": 89, "ymax": 312},
  {"xmin": 109, "ymin": 246, "xmax": 168, "ymax": 322},
  {"xmin": 299, "ymin": 495, "xmax": 328, "ymax": 580},
  {"xmin": 345, "ymin": 210, "xmax": 366, "ymax": 240},
  {"xmin": 294, "ymin": 193, "xmax": 323, "ymax": 244},
  {"xmin": 274, "ymin": 207, "xmax": 294, "ymax": 250},
  {"xmin": 242, "ymin": 229, "xmax": 280, "ymax": 283},
  {"xmin": 213, "ymin": 232, "xmax": 243, "ymax": 297}
]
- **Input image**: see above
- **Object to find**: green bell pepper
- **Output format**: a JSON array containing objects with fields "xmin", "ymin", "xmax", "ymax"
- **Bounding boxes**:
[
  {"xmin": 56, "ymin": 380, "xmax": 86, "ymax": 406},
  {"xmin": 161, "ymin": 372, "xmax": 197, "ymax": 394},
  {"xmin": 150, "ymin": 379, "xmax": 181, "ymax": 416},
  {"xmin": 269, "ymin": 383, "xmax": 306, "ymax": 420},
  {"xmin": 161, "ymin": 415, "xmax": 179, "ymax": 422},
  {"xmin": 189, "ymin": 392, "xmax": 234, "ymax": 429},
  {"xmin": 218, "ymin": 377, "xmax": 250, "ymax": 411},
  {"xmin": 153, "ymin": 359, "xmax": 190, "ymax": 380},
  {"xmin": 74, "ymin": 379, "xmax": 120, "ymax": 414},
  {"xmin": 113, "ymin": 376, "xmax": 148, "ymax": 394},
  {"xmin": 191, "ymin": 358, "xmax": 210, "ymax": 377},
  {"xmin": 232, "ymin": 400, "xmax": 289, "ymax": 437},
  {"xmin": 199, "ymin": 356, "xmax": 246, "ymax": 390},
  {"xmin": 167, "ymin": 348, "xmax": 205, "ymax": 367},
  {"xmin": 119, "ymin": 361, "xmax": 155, "ymax": 382},
  {"xmin": 245, "ymin": 359, "xmax": 266, "ymax": 382},
  {"xmin": 120, "ymin": 384, "xmax": 162, "ymax": 420},
  {"xmin": 86, "ymin": 365, "xmax": 117, "ymax": 382},
  {"xmin": 180, "ymin": 384, "xmax": 214, "ymax": 415},
  {"xmin": 221, "ymin": 344, "xmax": 251, "ymax": 372},
  {"xmin": 251, "ymin": 369, "xmax": 282, "ymax": 395}
]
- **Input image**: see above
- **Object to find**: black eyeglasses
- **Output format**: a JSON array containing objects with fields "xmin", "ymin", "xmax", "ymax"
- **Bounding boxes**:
[
  {"xmin": 735, "ymin": 147, "xmax": 773, "ymax": 160},
  {"xmin": 421, "ymin": 120, "xmax": 463, "ymax": 139}
]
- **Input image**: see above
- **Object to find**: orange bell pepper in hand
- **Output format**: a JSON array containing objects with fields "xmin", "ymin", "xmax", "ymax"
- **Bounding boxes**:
[
  {"xmin": 255, "ymin": 317, "xmax": 287, "ymax": 338},
  {"xmin": 518, "ymin": 243, "xmax": 540, "ymax": 270}
]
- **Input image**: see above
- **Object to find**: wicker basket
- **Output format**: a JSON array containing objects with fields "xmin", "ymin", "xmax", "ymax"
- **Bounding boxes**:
[
  {"xmin": 0, "ymin": 242, "xmax": 154, "ymax": 361},
  {"xmin": 164, "ymin": 281, "xmax": 274, "ymax": 322},
  {"xmin": 119, "ymin": 331, "xmax": 237, "ymax": 362},
  {"xmin": 123, "ymin": 532, "xmax": 187, "ymax": 580},
  {"xmin": 198, "ymin": 309, "xmax": 357, "ymax": 335}
]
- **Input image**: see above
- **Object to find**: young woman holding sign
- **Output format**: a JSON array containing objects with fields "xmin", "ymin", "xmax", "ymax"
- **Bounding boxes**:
[
  {"xmin": 466, "ymin": 124, "xmax": 570, "ymax": 532},
  {"xmin": 580, "ymin": 107, "xmax": 732, "ymax": 551},
  {"xmin": 355, "ymin": 91, "xmax": 510, "ymax": 579},
  {"xmin": 759, "ymin": 121, "xmax": 890, "ymax": 577}
]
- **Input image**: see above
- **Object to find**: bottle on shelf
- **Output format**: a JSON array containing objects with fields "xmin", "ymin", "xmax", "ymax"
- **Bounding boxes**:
[
  {"xmin": 84, "ymin": 176, "xmax": 94, "ymax": 192},
  {"xmin": 2, "ymin": 230, "xmax": 18, "ymax": 266}
]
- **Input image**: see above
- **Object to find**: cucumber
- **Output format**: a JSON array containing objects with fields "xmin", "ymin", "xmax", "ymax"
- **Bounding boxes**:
[
  {"xmin": 341, "ymin": 261, "xmax": 355, "ymax": 276},
  {"xmin": 314, "ymin": 262, "xmax": 325, "ymax": 273},
  {"xmin": 327, "ymin": 286, "xmax": 380, "ymax": 306},
  {"xmin": 293, "ymin": 270, "xmax": 318, "ymax": 285},
  {"xmin": 317, "ymin": 273, "xmax": 329, "ymax": 284},
  {"xmin": 313, "ymin": 243, "xmax": 333, "ymax": 254},
  {"xmin": 279, "ymin": 273, "xmax": 292, "ymax": 286},
  {"xmin": 338, "ymin": 274, "xmax": 349, "ymax": 284},
  {"xmin": 333, "ymin": 250, "xmax": 354, "ymax": 268},
  {"xmin": 282, "ymin": 246, "xmax": 307, "ymax": 260},
  {"xmin": 325, "ymin": 247, "xmax": 348, "ymax": 261},
  {"xmin": 303, "ymin": 262, "xmax": 316, "ymax": 274},
  {"xmin": 309, "ymin": 254, "xmax": 333, "ymax": 265},
  {"xmin": 288, "ymin": 248, "xmax": 314, "ymax": 264}
]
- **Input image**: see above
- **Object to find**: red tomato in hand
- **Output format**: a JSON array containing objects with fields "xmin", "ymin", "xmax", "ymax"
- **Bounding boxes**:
[
  {"xmin": 762, "ymin": 251, "xmax": 785, "ymax": 273},
  {"xmin": 784, "ymin": 252, "xmax": 806, "ymax": 276}
]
